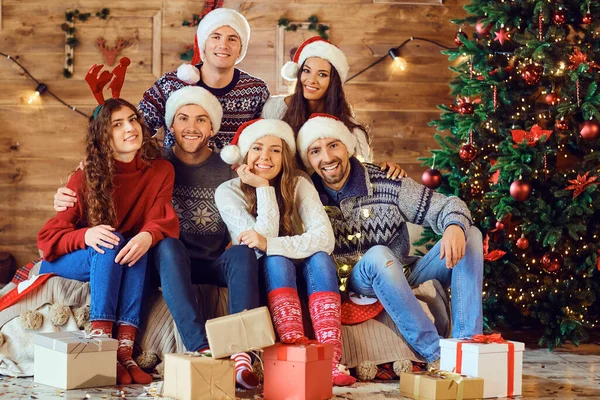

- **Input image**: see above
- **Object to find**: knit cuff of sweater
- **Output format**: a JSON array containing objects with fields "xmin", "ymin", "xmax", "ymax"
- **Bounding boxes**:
[
  {"xmin": 256, "ymin": 186, "xmax": 277, "ymax": 209},
  {"xmin": 443, "ymin": 222, "xmax": 467, "ymax": 237}
]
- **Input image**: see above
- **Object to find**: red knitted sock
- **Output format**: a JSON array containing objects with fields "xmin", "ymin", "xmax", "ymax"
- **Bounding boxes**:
[
  {"xmin": 231, "ymin": 352, "xmax": 259, "ymax": 389},
  {"xmin": 116, "ymin": 324, "xmax": 152, "ymax": 385},
  {"xmin": 267, "ymin": 287, "xmax": 308, "ymax": 344},
  {"xmin": 90, "ymin": 320, "xmax": 113, "ymax": 337},
  {"xmin": 309, "ymin": 292, "xmax": 356, "ymax": 387}
]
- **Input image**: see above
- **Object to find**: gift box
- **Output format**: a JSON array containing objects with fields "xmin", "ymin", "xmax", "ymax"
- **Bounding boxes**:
[
  {"xmin": 440, "ymin": 334, "xmax": 524, "ymax": 398},
  {"xmin": 400, "ymin": 371, "xmax": 484, "ymax": 400},
  {"xmin": 263, "ymin": 343, "xmax": 333, "ymax": 400},
  {"xmin": 33, "ymin": 330, "xmax": 118, "ymax": 390},
  {"xmin": 163, "ymin": 352, "xmax": 235, "ymax": 400},
  {"xmin": 206, "ymin": 306, "xmax": 275, "ymax": 359}
]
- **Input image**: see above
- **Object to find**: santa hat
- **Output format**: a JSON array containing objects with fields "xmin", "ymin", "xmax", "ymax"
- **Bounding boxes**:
[
  {"xmin": 221, "ymin": 119, "xmax": 296, "ymax": 165},
  {"xmin": 177, "ymin": 8, "xmax": 251, "ymax": 84},
  {"xmin": 296, "ymin": 113, "xmax": 357, "ymax": 170},
  {"xmin": 281, "ymin": 37, "xmax": 350, "ymax": 84},
  {"xmin": 164, "ymin": 86, "xmax": 223, "ymax": 133}
]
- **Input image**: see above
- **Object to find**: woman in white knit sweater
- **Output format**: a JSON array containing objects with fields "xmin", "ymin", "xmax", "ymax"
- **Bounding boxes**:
[
  {"xmin": 215, "ymin": 118, "xmax": 356, "ymax": 387},
  {"xmin": 261, "ymin": 37, "xmax": 405, "ymax": 178}
]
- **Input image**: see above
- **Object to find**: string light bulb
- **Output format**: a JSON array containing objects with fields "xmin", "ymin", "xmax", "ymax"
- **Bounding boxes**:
[{"xmin": 27, "ymin": 83, "xmax": 47, "ymax": 104}]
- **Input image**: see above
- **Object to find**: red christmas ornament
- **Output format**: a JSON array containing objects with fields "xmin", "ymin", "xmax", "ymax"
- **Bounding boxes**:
[
  {"xmin": 421, "ymin": 168, "xmax": 443, "ymax": 189},
  {"xmin": 510, "ymin": 179, "xmax": 532, "ymax": 201},
  {"xmin": 459, "ymin": 144, "xmax": 477, "ymax": 162},
  {"xmin": 553, "ymin": 9, "xmax": 566, "ymax": 25},
  {"xmin": 542, "ymin": 251, "xmax": 563, "ymax": 272},
  {"xmin": 516, "ymin": 236, "xmax": 529, "ymax": 250},
  {"xmin": 455, "ymin": 31, "xmax": 468, "ymax": 46},
  {"xmin": 494, "ymin": 28, "xmax": 509, "ymax": 45},
  {"xmin": 476, "ymin": 19, "xmax": 492, "ymax": 36},
  {"xmin": 555, "ymin": 118, "xmax": 569, "ymax": 131},
  {"xmin": 521, "ymin": 65, "xmax": 543, "ymax": 85},
  {"xmin": 495, "ymin": 221, "xmax": 505, "ymax": 230},
  {"xmin": 564, "ymin": 172, "xmax": 599, "ymax": 198},
  {"xmin": 545, "ymin": 92, "xmax": 559, "ymax": 106},
  {"xmin": 579, "ymin": 120, "xmax": 600, "ymax": 141},
  {"xmin": 583, "ymin": 13, "xmax": 593, "ymax": 24}
]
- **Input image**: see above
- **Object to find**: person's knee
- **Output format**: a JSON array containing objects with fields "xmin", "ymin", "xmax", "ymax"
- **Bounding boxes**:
[
  {"xmin": 366, "ymin": 245, "xmax": 405, "ymax": 277},
  {"xmin": 226, "ymin": 246, "xmax": 259, "ymax": 277},
  {"xmin": 466, "ymin": 226, "xmax": 483, "ymax": 245},
  {"xmin": 153, "ymin": 238, "xmax": 188, "ymax": 268}
]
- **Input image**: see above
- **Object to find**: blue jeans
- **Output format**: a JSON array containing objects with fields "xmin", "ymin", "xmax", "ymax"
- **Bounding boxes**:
[
  {"xmin": 347, "ymin": 226, "xmax": 483, "ymax": 362},
  {"xmin": 262, "ymin": 252, "xmax": 339, "ymax": 295},
  {"xmin": 152, "ymin": 238, "xmax": 260, "ymax": 352},
  {"xmin": 39, "ymin": 232, "xmax": 147, "ymax": 328}
]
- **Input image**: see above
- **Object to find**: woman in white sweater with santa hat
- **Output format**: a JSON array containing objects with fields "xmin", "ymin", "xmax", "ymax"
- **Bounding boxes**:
[{"xmin": 214, "ymin": 118, "xmax": 356, "ymax": 386}]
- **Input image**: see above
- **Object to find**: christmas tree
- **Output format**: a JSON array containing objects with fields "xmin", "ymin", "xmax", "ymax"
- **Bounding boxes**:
[{"xmin": 419, "ymin": 0, "xmax": 600, "ymax": 348}]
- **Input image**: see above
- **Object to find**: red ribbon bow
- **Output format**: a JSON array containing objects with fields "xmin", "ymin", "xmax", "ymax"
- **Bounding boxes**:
[{"xmin": 469, "ymin": 333, "xmax": 505, "ymax": 344}]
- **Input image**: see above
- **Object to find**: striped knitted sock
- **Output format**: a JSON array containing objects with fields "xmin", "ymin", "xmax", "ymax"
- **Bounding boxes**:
[
  {"xmin": 309, "ymin": 292, "xmax": 356, "ymax": 387},
  {"xmin": 231, "ymin": 352, "xmax": 259, "ymax": 390},
  {"xmin": 116, "ymin": 324, "xmax": 152, "ymax": 385},
  {"xmin": 267, "ymin": 287, "xmax": 308, "ymax": 344}
]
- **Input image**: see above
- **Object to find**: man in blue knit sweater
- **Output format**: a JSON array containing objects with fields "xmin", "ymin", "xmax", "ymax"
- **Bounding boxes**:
[{"xmin": 296, "ymin": 113, "xmax": 484, "ymax": 366}]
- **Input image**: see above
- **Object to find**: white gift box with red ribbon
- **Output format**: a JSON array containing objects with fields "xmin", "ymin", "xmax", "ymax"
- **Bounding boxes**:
[{"xmin": 440, "ymin": 335, "xmax": 524, "ymax": 398}]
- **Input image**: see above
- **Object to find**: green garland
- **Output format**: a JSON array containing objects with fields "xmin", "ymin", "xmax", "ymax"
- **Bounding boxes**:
[
  {"xmin": 278, "ymin": 15, "xmax": 330, "ymax": 40},
  {"xmin": 62, "ymin": 8, "xmax": 110, "ymax": 78}
]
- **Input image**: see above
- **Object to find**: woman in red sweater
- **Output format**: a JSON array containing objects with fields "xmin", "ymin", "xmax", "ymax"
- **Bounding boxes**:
[{"xmin": 37, "ymin": 98, "xmax": 179, "ymax": 385}]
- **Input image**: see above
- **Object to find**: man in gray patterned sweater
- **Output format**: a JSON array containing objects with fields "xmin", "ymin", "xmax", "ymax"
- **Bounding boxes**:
[{"xmin": 296, "ymin": 114, "xmax": 484, "ymax": 366}]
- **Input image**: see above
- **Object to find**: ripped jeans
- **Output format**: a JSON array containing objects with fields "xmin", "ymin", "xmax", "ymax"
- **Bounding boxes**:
[{"xmin": 347, "ymin": 226, "xmax": 484, "ymax": 362}]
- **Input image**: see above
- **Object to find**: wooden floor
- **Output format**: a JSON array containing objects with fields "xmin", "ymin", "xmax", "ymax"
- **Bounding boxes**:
[{"xmin": 2, "ymin": 344, "xmax": 600, "ymax": 399}]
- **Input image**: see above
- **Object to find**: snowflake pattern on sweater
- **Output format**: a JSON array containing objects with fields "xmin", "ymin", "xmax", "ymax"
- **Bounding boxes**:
[{"xmin": 139, "ymin": 66, "xmax": 270, "ymax": 150}]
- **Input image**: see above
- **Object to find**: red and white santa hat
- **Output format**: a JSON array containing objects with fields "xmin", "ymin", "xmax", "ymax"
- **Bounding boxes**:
[
  {"xmin": 164, "ymin": 86, "xmax": 223, "ymax": 132},
  {"xmin": 281, "ymin": 37, "xmax": 350, "ymax": 84},
  {"xmin": 221, "ymin": 118, "xmax": 296, "ymax": 165},
  {"xmin": 296, "ymin": 113, "xmax": 357, "ymax": 170},
  {"xmin": 177, "ymin": 8, "xmax": 251, "ymax": 84}
]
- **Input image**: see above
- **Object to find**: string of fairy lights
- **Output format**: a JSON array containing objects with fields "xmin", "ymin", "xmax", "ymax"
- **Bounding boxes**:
[{"xmin": 1, "ymin": 52, "xmax": 90, "ymax": 118}]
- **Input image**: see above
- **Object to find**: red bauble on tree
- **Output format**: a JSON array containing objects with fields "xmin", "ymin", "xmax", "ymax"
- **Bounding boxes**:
[
  {"xmin": 454, "ymin": 31, "xmax": 468, "ymax": 46},
  {"xmin": 510, "ymin": 179, "xmax": 532, "ymax": 201},
  {"xmin": 555, "ymin": 118, "xmax": 569, "ymax": 131},
  {"xmin": 476, "ymin": 19, "xmax": 492, "ymax": 36},
  {"xmin": 459, "ymin": 144, "xmax": 477, "ymax": 161},
  {"xmin": 580, "ymin": 120, "xmax": 600, "ymax": 141},
  {"xmin": 521, "ymin": 65, "xmax": 543, "ymax": 85},
  {"xmin": 516, "ymin": 236, "xmax": 529, "ymax": 249},
  {"xmin": 495, "ymin": 221, "xmax": 505, "ymax": 230},
  {"xmin": 542, "ymin": 251, "xmax": 563, "ymax": 272},
  {"xmin": 583, "ymin": 13, "xmax": 593, "ymax": 24},
  {"xmin": 545, "ymin": 92, "xmax": 559, "ymax": 106},
  {"xmin": 553, "ymin": 9, "xmax": 566, "ymax": 25},
  {"xmin": 422, "ymin": 168, "xmax": 443, "ymax": 189}
]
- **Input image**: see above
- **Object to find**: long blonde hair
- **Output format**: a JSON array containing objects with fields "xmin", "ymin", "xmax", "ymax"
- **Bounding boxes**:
[{"xmin": 240, "ymin": 140, "xmax": 303, "ymax": 236}]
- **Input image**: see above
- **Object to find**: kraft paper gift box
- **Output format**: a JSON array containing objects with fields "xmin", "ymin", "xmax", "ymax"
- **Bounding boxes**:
[
  {"xmin": 205, "ymin": 306, "xmax": 275, "ymax": 359},
  {"xmin": 263, "ymin": 343, "xmax": 333, "ymax": 400},
  {"xmin": 400, "ymin": 371, "xmax": 484, "ymax": 400},
  {"xmin": 440, "ymin": 335, "xmax": 524, "ymax": 398},
  {"xmin": 34, "ymin": 330, "xmax": 118, "ymax": 390},
  {"xmin": 163, "ymin": 353, "xmax": 235, "ymax": 400}
]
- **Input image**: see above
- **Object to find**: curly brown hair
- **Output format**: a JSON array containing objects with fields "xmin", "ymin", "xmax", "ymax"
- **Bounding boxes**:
[
  {"xmin": 84, "ymin": 98, "xmax": 161, "ymax": 227},
  {"xmin": 240, "ymin": 140, "xmax": 303, "ymax": 237},
  {"xmin": 282, "ymin": 59, "xmax": 367, "ymax": 137}
]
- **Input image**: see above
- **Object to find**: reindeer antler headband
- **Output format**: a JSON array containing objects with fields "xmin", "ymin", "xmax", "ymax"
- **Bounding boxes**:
[{"xmin": 85, "ymin": 57, "xmax": 131, "ymax": 118}]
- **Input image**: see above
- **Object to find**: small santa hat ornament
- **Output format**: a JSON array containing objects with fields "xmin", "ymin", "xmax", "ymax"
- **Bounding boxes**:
[{"xmin": 281, "ymin": 37, "xmax": 350, "ymax": 84}]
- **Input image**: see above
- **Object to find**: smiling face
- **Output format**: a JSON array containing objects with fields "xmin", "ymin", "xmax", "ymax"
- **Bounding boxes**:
[
  {"xmin": 245, "ymin": 135, "xmax": 284, "ymax": 181},
  {"xmin": 170, "ymin": 104, "xmax": 214, "ymax": 155},
  {"xmin": 203, "ymin": 26, "xmax": 242, "ymax": 70},
  {"xmin": 300, "ymin": 57, "xmax": 332, "ymax": 101},
  {"xmin": 306, "ymin": 137, "xmax": 351, "ymax": 191},
  {"xmin": 109, "ymin": 106, "xmax": 143, "ymax": 162}
]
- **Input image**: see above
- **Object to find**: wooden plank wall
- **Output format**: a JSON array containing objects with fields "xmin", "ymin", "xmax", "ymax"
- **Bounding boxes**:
[{"xmin": 0, "ymin": 0, "xmax": 467, "ymax": 266}]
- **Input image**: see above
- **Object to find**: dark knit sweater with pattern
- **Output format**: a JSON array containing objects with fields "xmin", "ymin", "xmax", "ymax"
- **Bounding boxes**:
[
  {"xmin": 139, "ymin": 64, "xmax": 270, "ymax": 150},
  {"xmin": 311, "ymin": 157, "xmax": 473, "ymax": 270}
]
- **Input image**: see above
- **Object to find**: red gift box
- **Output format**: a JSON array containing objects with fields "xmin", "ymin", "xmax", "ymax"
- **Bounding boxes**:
[{"xmin": 263, "ymin": 343, "xmax": 333, "ymax": 400}]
